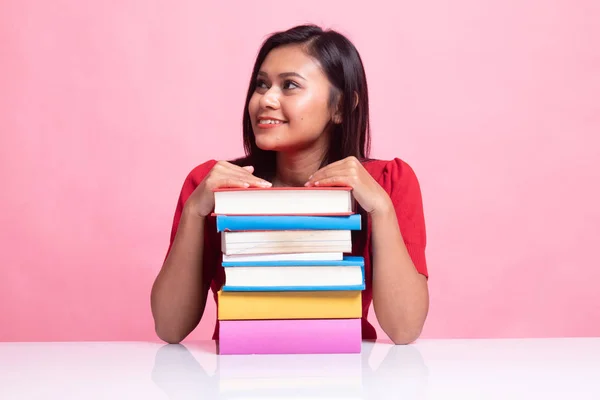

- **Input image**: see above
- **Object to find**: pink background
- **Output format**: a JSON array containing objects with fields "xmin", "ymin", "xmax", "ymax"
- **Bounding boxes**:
[{"xmin": 1, "ymin": 1, "xmax": 599, "ymax": 342}]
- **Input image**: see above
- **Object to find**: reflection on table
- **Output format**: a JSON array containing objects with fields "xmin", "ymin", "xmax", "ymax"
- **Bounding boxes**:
[
  {"xmin": 151, "ymin": 340, "xmax": 428, "ymax": 399},
  {"xmin": 1, "ymin": 337, "xmax": 599, "ymax": 399}
]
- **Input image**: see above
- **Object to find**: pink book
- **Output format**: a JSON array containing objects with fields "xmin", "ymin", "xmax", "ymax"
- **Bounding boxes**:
[{"xmin": 218, "ymin": 319, "xmax": 361, "ymax": 355}]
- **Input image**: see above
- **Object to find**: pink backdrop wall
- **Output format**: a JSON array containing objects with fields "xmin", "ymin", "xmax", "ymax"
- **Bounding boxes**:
[{"xmin": 1, "ymin": 1, "xmax": 599, "ymax": 342}]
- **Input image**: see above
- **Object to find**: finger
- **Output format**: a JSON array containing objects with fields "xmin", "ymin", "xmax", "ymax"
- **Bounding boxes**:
[
  {"xmin": 242, "ymin": 173, "xmax": 272, "ymax": 187},
  {"xmin": 216, "ymin": 160, "xmax": 256, "ymax": 175},
  {"xmin": 317, "ymin": 156, "xmax": 357, "ymax": 173},
  {"xmin": 215, "ymin": 163, "xmax": 271, "ymax": 187},
  {"xmin": 221, "ymin": 172, "xmax": 271, "ymax": 187},
  {"xmin": 214, "ymin": 177, "xmax": 272, "ymax": 189},
  {"xmin": 308, "ymin": 164, "xmax": 339, "ymax": 183},
  {"xmin": 308, "ymin": 159, "xmax": 343, "ymax": 178},
  {"xmin": 308, "ymin": 156, "xmax": 360, "ymax": 182},
  {"xmin": 237, "ymin": 166, "xmax": 271, "ymax": 186},
  {"xmin": 310, "ymin": 176, "xmax": 355, "ymax": 188},
  {"xmin": 213, "ymin": 177, "xmax": 253, "ymax": 189},
  {"xmin": 317, "ymin": 164, "xmax": 352, "ymax": 178},
  {"xmin": 223, "ymin": 167, "xmax": 261, "ymax": 181},
  {"xmin": 307, "ymin": 164, "xmax": 355, "ymax": 186},
  {"xmin": 247, "ymin": 178, "xmax": 272, "ymax": 187}
]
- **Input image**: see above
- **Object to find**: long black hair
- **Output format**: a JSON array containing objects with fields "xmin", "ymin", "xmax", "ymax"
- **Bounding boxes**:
[{"xmin": 232, "ymin": 24, "xmax": 371, "ymax": 181}]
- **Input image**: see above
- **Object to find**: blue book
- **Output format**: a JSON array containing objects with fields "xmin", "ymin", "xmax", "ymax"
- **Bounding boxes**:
[
  {"xmin": 221, "ymin": 256, "xmax": 365, "ymax": 292},
  {"xmin": 216, "ymin": 214, "xmax": 361, "ymax": 232}
]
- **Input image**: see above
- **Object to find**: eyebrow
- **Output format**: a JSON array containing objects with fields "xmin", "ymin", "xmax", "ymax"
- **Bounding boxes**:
[{"xmin": 257, "ymin": 71, "xmax": 307, "ymax": 81}]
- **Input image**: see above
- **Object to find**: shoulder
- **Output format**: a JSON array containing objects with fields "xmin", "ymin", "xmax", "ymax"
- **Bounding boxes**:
[
  {"xmin": 362, "ymin": 158, "xmax": 428, "ymax": 276},
  {"xmin": 181, "ymin": 155, "xmax": 251, "ymax": 187},
  {"xmin": 182, "ymin": 159, "xmax": 218, "ymax": 187},
  {"xmin": 363, "ymin": 157, "xmax": 427, "ymax": 250},
  {"xmin": 175, "ymin": 159, "xmax": 218, "ymax": 205},
  {"xmin": 361, "ymin": 157, "xmax": 421, "ymax": 193},
  {"xmin": 177, "ymin": 156, "xmax": 250, "ymax": 197},
  {"xmin": 184, "ymin": 155, "xmax": 250, "ymax": 184}
]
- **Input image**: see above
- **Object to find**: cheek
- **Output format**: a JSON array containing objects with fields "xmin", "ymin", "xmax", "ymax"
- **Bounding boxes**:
[{"xmin": 288, "ymin": 95, "xmax": 329, "ymax": 128}]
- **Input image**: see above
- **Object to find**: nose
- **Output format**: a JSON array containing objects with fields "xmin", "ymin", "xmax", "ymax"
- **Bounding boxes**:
[{"xmin": 259, "ymin": 87, "xmax": 281, "ymax": 109}]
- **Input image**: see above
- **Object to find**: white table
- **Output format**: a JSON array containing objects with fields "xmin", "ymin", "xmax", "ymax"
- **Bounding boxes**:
[{"xmin": 1, "ymin": 338, "xmax": 599, "ymax": 399}]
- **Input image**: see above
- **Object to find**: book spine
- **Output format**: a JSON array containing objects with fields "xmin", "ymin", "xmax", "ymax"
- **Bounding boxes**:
[
  {"xmin": 217, "ymin": 290, "xmax": 362, "ymax": 320},
  {"xmin": 219, "ymin": 319, "xmax": 361, "ymax": 355},
  {"xmin": 222, "ymin": 255, "xmax": 364, "ymax": 267},
  {"xmin": 221, "ymin": 284, "xmax": 366, "ymax": 292},
  {"xmin": 216, "ymin": 214, "xmax": 361, "ymax": 232}
]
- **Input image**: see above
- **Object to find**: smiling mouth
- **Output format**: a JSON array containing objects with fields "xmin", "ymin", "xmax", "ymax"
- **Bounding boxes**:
[
  {"xmin": 256, "ymin": 119, "xmax": 287, "ymax": 128},
  {"xmin": 258, "ymin": 119, "xmax": 286, "ymax": 125}
]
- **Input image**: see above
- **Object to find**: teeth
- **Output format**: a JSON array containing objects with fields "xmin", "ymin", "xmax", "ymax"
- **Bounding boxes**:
[{"xmin": 259, "ymin": 119, "xmax": 282, "ymax": 124}]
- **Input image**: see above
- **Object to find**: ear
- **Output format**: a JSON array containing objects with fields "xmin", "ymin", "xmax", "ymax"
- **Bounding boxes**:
[
  {"xmin": 331, "ymin": 91, "xmax": 359, "ymax": 124},
  {"xmin": 332, "ymin": 111, "xmax": 343, "ymax": 124},
  {"xmin": 332, "ymin": 92, "xmax": 343, "ymax": 124}
]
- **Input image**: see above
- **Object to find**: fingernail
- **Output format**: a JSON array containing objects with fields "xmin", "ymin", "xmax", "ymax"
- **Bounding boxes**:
[
  {"xmin": 308, "ymin": 174, "xmax": 313, "ymax": 179},
  {"xmin": 243, "ymin": 182, "xmax": 250, "ymax": 187},
  {"xmin": 262, "ymin": 181, "xmax": 272, "ymax": 187},
  {"xmin": 314, "ymin": 181, "xmax": 319, "ymax": 186}
]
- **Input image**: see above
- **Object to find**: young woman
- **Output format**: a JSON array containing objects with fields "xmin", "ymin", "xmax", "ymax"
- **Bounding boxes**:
[{"xmin": 151, "ymin": 24, "xmax": 429, "ymax": 345}]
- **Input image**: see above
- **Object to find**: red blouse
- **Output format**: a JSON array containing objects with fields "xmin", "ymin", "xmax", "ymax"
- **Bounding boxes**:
[{"xmin": 165, "ymin": 158, "xmax": 428, "ymax": 340}]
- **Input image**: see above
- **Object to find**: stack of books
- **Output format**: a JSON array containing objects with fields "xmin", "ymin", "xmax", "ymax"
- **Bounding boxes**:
[{"xmin": 212, "ymin": 186, "xmax": 365, "ymax": 355}]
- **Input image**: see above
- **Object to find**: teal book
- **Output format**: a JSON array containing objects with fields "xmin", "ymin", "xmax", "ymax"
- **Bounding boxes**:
[{"xmin": 216, "ymin": 214, "xmax": 361, "ymax": 232}]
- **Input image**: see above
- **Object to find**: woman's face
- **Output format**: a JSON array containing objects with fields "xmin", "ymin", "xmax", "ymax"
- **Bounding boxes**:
[{"xmin": 248, "ymin": 44, "xmax": 337, "ymax": 152}]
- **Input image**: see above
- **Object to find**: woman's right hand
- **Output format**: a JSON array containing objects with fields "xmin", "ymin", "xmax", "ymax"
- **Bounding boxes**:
[{"xmin": 184, "ymin": 161, "xmax": 272, "ymax": 218}]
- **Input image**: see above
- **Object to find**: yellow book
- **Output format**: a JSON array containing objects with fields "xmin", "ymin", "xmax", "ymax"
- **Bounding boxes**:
[{"xmin": 217, "ymin": 290, "xmax": 362, "ymax": 320}]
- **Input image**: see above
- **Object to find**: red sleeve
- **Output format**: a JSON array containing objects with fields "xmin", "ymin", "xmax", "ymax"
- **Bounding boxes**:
[
  {"xmin": 164, "ymin": 159, "xmax": 219, "ymax": 291},
  {"xmin": 378, "ymin": 158, "xmax": 428, "ymax": 278}
]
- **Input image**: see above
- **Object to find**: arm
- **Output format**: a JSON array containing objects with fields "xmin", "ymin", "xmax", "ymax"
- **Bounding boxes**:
[
  {"xmin": 371, "ymin": 201, "xmax": 429, "ymax": 345},
  {"xmin": 150, "ymin": 206, "xmax": 210, "ymax": 344},
  {"xmin": 150, "ymin": 160, "xmax": 272, "ymax": 344},
  {"xmin": 303, "ymin": 156, "xmax": 429, "ymax": 345}
]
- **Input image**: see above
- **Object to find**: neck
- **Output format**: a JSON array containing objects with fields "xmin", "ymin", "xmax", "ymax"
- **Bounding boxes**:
[{"xmin": 273, "ymin": 146, "xmax": 326, "ymax": 187}]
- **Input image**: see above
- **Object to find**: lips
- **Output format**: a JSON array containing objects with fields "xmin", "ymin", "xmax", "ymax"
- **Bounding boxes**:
[{"xmin": 256, "ymin": 116, "xmax": 287, "ymax": 128}]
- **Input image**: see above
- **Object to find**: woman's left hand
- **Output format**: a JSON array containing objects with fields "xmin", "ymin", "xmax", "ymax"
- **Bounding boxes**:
[{"xmin": 304, "ymin": 156, "xmax": 392, "ymax": 215}]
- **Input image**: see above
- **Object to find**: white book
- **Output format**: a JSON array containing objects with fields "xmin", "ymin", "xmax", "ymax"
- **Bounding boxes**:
[
  {"xmin": 221, "ymin": 230, "xmax": 352, "ymax": 255},
  {"xmin": 223, "ymin": 265, "xmax": 364, "ymax": 288},
  {"xmin": 222, "ymin": 252, "xmax": 343, "ymax": 262},
  {"xmin": 213, "ymin": 187, "xmax": 353, "ymax": 215}
]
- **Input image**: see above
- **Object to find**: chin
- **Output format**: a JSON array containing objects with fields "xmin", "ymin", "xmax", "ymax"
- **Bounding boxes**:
[
  {"xmin": 253, "ymin": 131, "xmax": 285, "ymax": 151},
  {"xmin": 254, "ymin": 137, "xmax": 286, "ymax": 152},
  {"xmin": 253, "ymin": 126, "xmax": 319, "ymax": 152}
]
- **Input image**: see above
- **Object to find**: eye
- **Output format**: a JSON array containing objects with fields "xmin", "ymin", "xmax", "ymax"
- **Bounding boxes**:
[
  {"xmin": 283, "ymin": 80, "xmax": 299, "ymax": 90},
  {"xmin": 255, "ymin": 79, "xmax": 269, "ymax": 90}
]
